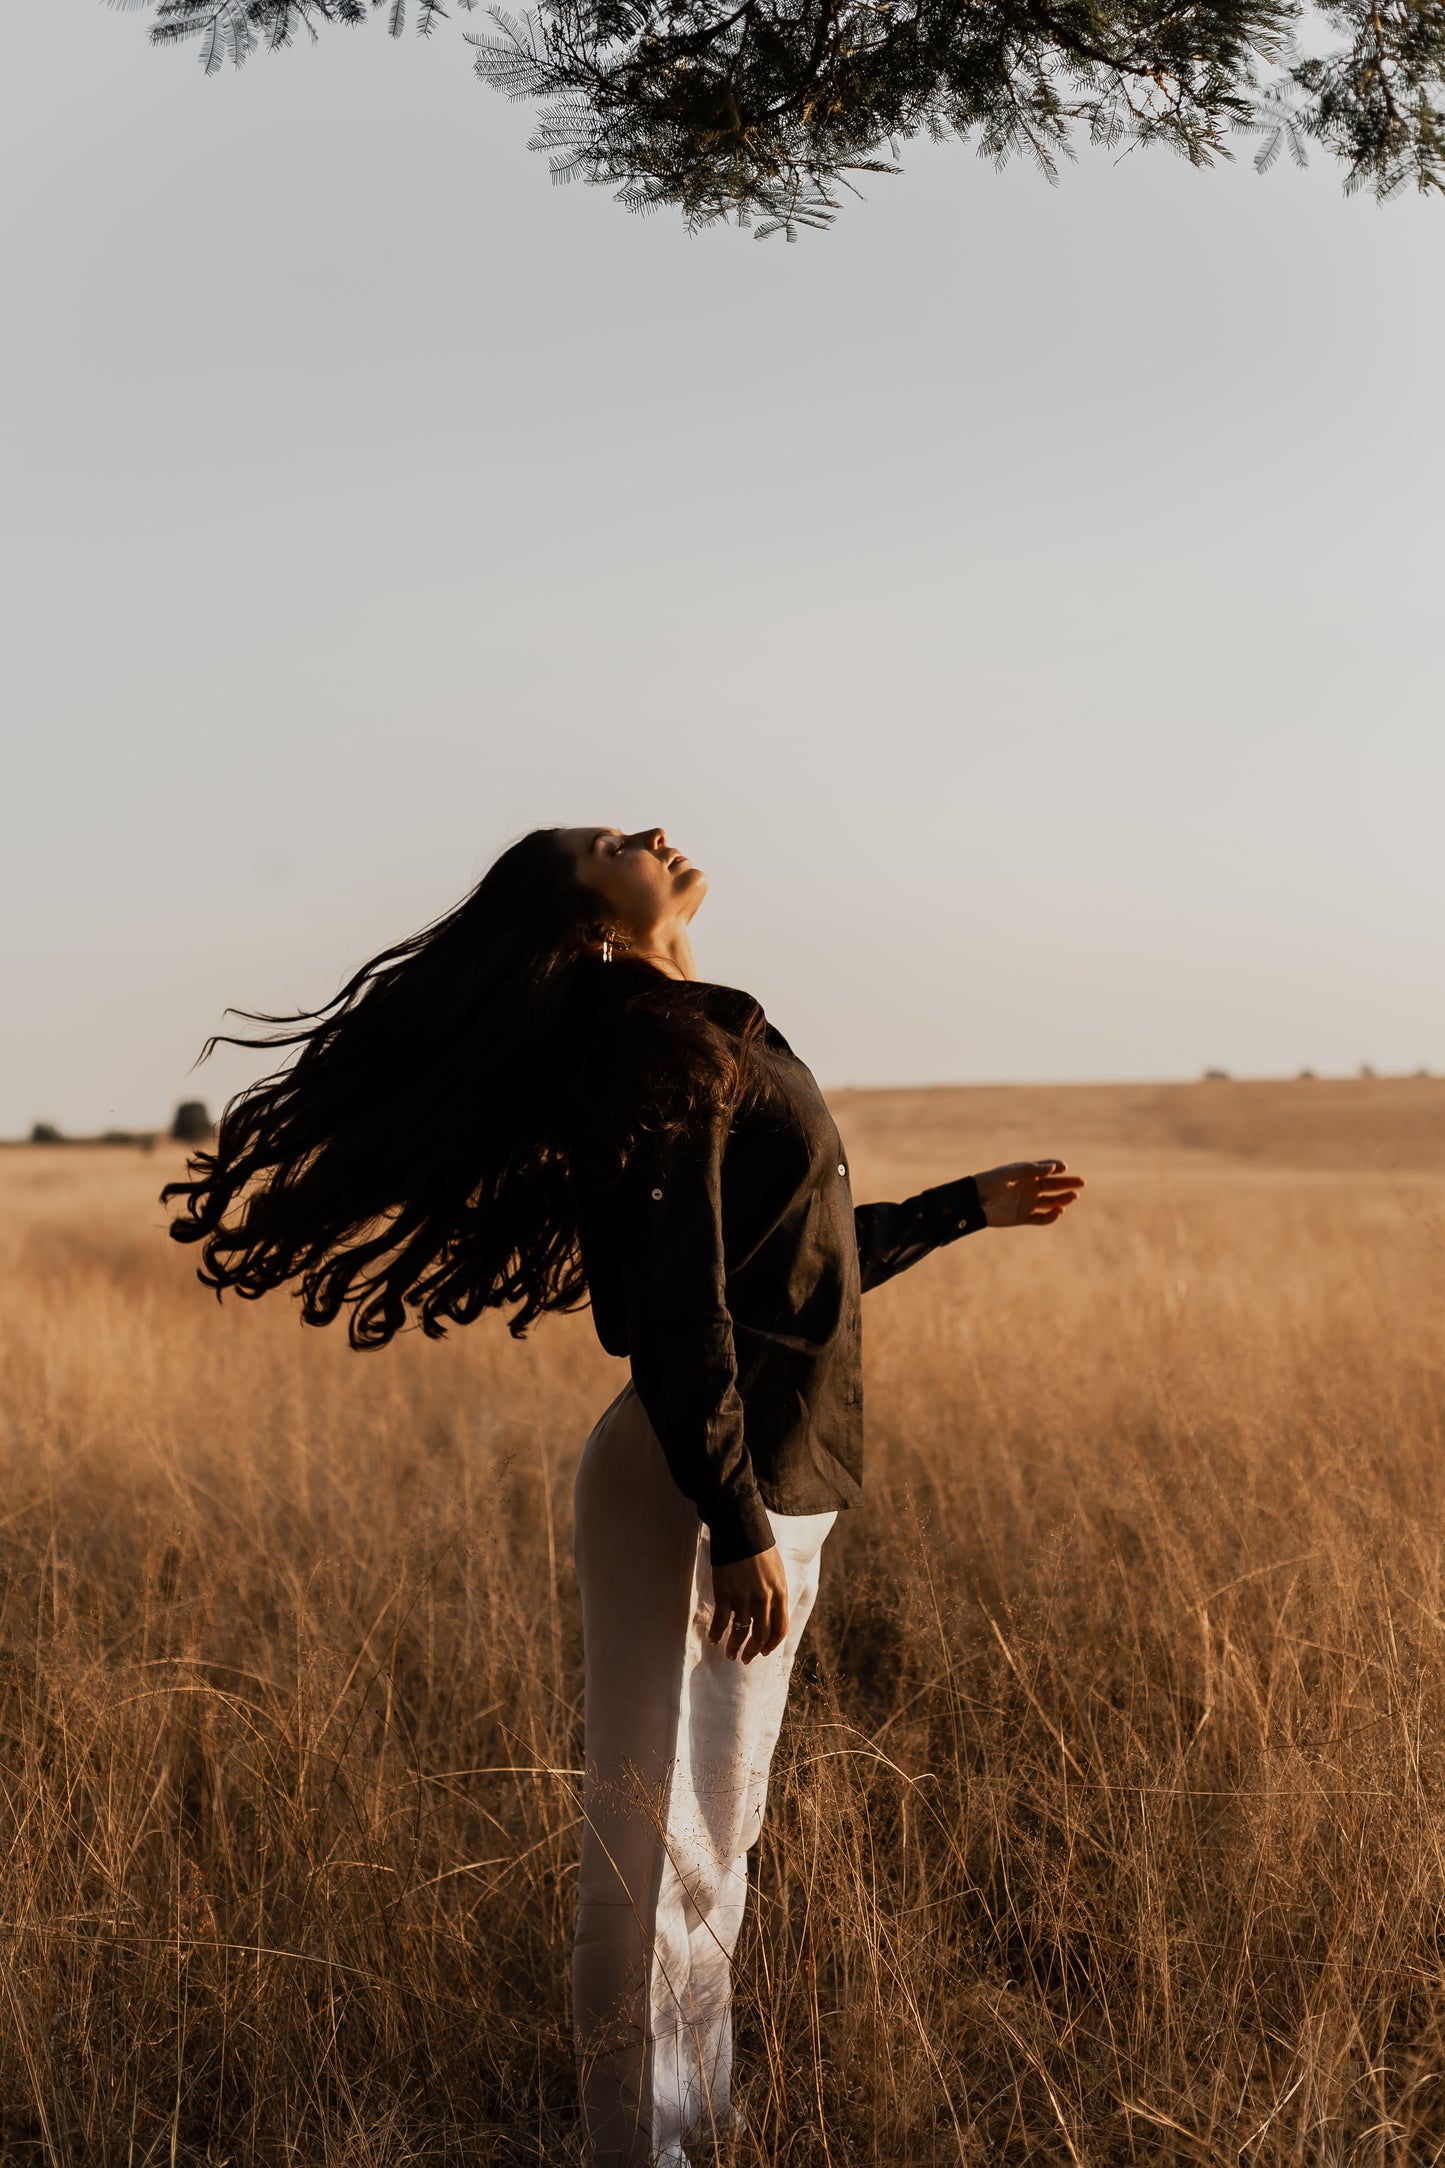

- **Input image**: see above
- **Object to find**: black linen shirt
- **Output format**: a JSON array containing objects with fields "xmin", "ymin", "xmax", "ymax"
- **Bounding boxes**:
[{"xmin": 576, "ymin": 982, "xmax": 988, "ymax": 1566}]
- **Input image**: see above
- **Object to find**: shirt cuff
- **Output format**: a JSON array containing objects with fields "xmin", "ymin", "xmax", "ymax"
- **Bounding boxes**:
[
  {"xmin": 705, "ymin": 1487, "xmax": 777, "ymax": 1567},
  {"xmin": 923, "ymin": 1172, "xmax": 989, "ymax": 1241},
  {"xmin": 956, "ymin": 1174, "xmax": 988, "ymax": 1235}
]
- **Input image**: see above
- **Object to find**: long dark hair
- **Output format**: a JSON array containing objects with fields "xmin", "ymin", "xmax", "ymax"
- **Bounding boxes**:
[{"xmin": 162, "ymin": 828, "xmax": 761, "ymax": 1349}]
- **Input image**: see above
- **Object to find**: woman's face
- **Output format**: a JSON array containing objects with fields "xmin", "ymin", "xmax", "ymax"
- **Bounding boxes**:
[{"xmin": 565, "ymin": 825, "xmax": 707, "ymax": 944}]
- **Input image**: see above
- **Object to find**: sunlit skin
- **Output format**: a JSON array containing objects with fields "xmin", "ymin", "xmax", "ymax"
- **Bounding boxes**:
[
  {"xmin": 564, "ymin": 823, "xmax": 706, "ymax": 981},
  {"xmin": 564, "ymin": 824, "xmax": 1086, "ymax": 1664}
]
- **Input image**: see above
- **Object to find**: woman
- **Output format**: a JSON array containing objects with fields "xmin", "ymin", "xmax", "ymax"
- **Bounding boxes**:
[{"xmin": 164, "ymin": 824, "xmax": 1083, "ymax": 2167}]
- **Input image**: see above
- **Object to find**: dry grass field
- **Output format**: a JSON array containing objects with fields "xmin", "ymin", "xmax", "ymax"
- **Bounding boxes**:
[{"xmin": 3, "ymin": 1076, "xmax": 1444, "ymax": 2166}]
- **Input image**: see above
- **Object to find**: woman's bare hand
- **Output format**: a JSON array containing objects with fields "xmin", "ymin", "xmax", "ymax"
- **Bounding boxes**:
[
  {"xmin": 975, "ymin": 1160, "xmax": 1085, "ymax": 1228},
  {"xmin": 708, "ymin": 1547, "xmax": 789, "ymax": 1663}
]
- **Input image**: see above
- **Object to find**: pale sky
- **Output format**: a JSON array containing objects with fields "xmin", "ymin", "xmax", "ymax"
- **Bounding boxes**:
[{"xmin": 4, "ymin": 4, "xmax": 1442, "ymax": 1136}]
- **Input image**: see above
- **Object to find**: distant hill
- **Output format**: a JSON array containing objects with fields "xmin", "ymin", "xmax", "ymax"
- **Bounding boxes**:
[{"xmin": 830, "ymin": 1074, "xmax": 1445, "ymax": 1185}]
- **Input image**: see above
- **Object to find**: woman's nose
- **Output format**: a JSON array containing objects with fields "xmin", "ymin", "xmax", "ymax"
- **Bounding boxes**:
[{"xmin": 630, "ymin": 826, "xmax": 667, "ymax": 852}]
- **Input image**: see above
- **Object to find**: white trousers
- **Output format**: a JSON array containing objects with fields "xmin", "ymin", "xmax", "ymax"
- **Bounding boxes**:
[{"xmin": 572, "ymin": 1383, "xmax": 837, "ymax": 2167}]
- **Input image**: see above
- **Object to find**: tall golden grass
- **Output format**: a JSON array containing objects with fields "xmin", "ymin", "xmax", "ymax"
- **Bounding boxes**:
[{"xmin": 2, "ymin": 1076, "xmax": 1444, "ymax": 2165}]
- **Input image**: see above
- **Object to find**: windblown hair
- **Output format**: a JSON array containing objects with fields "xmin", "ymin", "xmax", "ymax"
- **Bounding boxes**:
[{"xmin": 162, "ymin": 828, "xmax": 761, "ymax": 1349}]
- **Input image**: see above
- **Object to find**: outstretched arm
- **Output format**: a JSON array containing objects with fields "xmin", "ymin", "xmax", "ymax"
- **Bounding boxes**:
[
  {"xmin": 854, "ymin": 1174, "xmax": 988, "ymax": 1292},
  {"xmin": 855, "ymin": 1159, "xmax": 1084, "ymax": 1291}
]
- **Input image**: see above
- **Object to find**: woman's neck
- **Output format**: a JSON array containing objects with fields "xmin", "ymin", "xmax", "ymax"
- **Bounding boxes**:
[{"xmin": 630, "ymin": 923, "xmax": 699, "ymax": 982}]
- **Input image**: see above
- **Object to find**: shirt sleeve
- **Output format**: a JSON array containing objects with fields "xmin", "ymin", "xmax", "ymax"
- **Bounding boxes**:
[
  {"xmin": 854, "ymin": 1174, "xmax": 989, "ymax": 1294},
  {"xmin": 625, "ymin": 1108, "xmax": 776, "ymax": 1567}
]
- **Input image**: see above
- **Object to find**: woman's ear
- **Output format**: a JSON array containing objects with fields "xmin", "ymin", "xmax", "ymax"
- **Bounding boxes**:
[{"xmin": 580, "ymin": 921, "xmax": 625, "ymax": 966}]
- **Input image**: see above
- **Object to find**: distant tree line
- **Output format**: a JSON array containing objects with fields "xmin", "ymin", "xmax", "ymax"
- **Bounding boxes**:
[
  {"xmin": 20, "ymin": 1103, "xmax": 214, "ymax": 1148},
  {"xmin": 113, "ymin": 0, "xmax": 1445, "ymax": 237},
  {"xmin": 15, "ymin": 1077, "xmax": 1436, "ymax": 1149},
  {"xmin": 1198, "ymin": 1064, "xmax": 1433, "ymax": 1082}
]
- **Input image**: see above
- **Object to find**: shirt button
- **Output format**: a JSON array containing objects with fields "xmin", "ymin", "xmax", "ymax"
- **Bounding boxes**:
[
  {"xmin": 651, "ymin": 1188, "xmax": 663, "ymax": 1201},
  {"xmin": 838, "ymin": 1163, "xmax": 847, "ymax": 1177}
]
